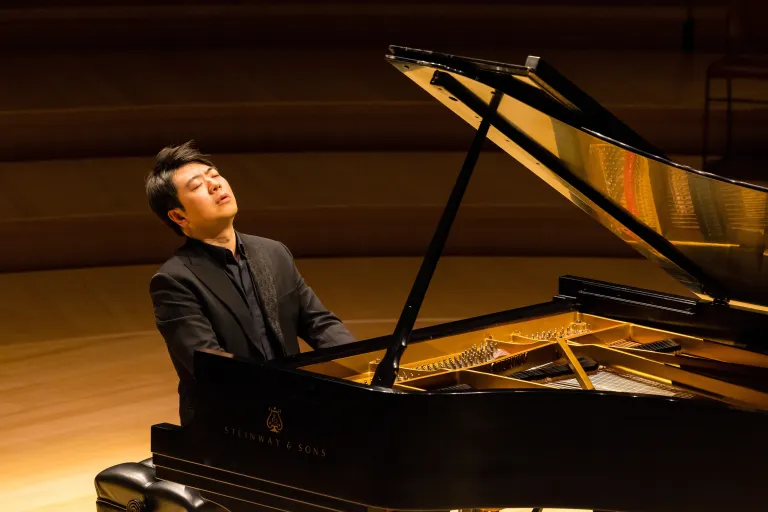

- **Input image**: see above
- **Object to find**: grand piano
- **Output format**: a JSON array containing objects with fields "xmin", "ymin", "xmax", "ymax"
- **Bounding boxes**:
[{"xmin": 122, "ymin": 47, "xmax": 768, "ymax": 511}]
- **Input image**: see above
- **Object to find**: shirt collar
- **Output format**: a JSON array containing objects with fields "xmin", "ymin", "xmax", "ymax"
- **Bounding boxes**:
[{"xmin": 186, "ymin": 232, "xmax": 245, "ymax": 265}]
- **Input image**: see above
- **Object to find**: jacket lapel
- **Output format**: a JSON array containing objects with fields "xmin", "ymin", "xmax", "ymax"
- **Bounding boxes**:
[
  {"xmin": 181, "ymin": 245, "xmax": 264, "ymax": 357},
  {"xmin": 242, "ymin": 239, "xmax": 285, "ymax": 351}
]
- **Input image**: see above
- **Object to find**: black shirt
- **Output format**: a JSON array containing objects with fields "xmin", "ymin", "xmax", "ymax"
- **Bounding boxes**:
[{"xmin": 187, "ymin": 234, "xmax": 279, "ymax": 360}]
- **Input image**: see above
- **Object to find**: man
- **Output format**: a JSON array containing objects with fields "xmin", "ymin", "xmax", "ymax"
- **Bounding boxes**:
[{"xmin": 145, "ymin": 141, "xmax": 356, "ymax": 425}]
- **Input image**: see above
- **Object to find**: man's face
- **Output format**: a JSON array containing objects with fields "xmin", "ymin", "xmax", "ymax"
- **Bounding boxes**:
[{"xmin": 169, "ymin": 162, "xmax": 238, "ymax": 235}]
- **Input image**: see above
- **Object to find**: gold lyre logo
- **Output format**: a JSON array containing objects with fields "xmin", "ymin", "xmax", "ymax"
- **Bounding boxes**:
[{"xmin": 266, "ymin": 407, "xmax": 283, "ymax": 433}]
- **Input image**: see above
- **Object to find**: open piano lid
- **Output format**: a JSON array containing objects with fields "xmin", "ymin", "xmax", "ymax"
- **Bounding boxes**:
[{"xmin": 386, "ymin": 46, "xmax": 768, "ymax": 309}]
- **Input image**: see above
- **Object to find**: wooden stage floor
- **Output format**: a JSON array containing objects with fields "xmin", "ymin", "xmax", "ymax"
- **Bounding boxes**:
[{"xmin": 0, "ymin": 256, "xmax": 689, "ymax": 511}]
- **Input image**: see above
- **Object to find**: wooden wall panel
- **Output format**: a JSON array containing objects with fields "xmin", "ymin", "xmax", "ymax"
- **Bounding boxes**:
[
  {"xmin": 0, "ymin": 151, "xmax": 643, "ymax": 272},
  {"xmin": 0, "ymin": 1, "xmax": 765, "ymax": 272},
  {"xmin": 0, "ymin": 48, "xmax": 763, "ymax": 161}
]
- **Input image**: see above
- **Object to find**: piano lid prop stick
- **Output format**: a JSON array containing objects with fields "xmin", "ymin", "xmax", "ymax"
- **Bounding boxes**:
[{"xmin": 371, "ymin": 89, "xmax": 504, "ymax": 388}]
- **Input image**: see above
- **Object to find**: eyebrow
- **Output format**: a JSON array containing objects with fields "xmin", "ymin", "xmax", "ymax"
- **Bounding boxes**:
[{"xmin": 185, "ymin": 167, "xmax": 215, "ymax": 188}]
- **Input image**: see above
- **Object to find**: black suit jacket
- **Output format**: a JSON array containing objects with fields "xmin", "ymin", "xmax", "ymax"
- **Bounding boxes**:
[{"xmin": 150, "ymin": 232, "xmax": 355, "ymax": 425}]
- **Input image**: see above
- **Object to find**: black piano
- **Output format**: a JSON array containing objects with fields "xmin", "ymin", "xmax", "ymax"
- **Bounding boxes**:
[{"xmin": 125, "ymin": 47, "xmax": 768, "ymax": 511}]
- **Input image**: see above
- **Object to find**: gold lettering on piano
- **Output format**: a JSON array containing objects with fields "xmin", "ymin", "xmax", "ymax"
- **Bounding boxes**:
[{"xmin": 223, "ymin": 425, "xmax": 327, "ymax": 458}]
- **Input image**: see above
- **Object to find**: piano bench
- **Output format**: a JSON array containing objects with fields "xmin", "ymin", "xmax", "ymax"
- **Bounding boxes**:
[{"xmin": 94, "ymin": 458, "xmax": 229, "ymax": 511}]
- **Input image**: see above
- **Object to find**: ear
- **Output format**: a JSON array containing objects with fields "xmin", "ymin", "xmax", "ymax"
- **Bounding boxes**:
[{"xmin": 168, "ymin": 208, "xmax": 188, "ymax": 230}]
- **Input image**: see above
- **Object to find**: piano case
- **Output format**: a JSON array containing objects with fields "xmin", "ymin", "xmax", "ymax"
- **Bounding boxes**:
[{"xmin": 103, "ymin": 47, "xmax": 768, "ymax": 511}]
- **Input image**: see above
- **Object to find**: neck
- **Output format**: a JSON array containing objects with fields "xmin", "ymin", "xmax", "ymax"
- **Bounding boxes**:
[{"xmin": 188, "ymin": 224, "xmax": 237, "ymax": 254}]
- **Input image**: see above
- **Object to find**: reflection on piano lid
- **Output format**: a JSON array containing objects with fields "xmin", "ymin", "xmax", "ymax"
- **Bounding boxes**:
[
  {"xmin": 385, "ymin": 46, "xmax": 768, "ymax": 307},
  {"xmin": 147, "ymin": 47, "xmax": 768, "ymax": 512}
]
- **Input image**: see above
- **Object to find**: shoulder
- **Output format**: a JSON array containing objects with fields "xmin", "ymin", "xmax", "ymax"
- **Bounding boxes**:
[
  {"xmin": 154, "ymin": 243, "xmax": 193, "ymax": 275},
  {"xmin": 149, "ymin": 244, "xmax": 196, "ymax": 289}
]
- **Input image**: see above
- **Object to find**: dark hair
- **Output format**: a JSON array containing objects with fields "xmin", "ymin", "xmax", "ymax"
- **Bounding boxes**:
[{"xmin": 145, "ymin": 140, "xmax": 215, "ymax": 236}]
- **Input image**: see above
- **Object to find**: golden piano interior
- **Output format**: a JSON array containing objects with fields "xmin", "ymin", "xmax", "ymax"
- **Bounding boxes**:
[{"xmin": 304, "ymin": 312, "xmax": 768, "ymax": 411}]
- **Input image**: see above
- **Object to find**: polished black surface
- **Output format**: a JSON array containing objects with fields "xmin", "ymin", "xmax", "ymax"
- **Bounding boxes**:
[
  {"xmin": 386, "ymin": 46, "xmax": 768, "ymax": 308},
  {"xmin": 558, "ymin": 275, "xmax": 768, "ymax": 353},
  {"xmin": 152, "ymin": 336, "xmax": 768, "ymax": 511},
  {"xmin": 386, "ymin": 45, "xmax": 665, "ymax": 157}
]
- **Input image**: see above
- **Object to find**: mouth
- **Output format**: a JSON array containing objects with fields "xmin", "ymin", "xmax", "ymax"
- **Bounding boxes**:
[{"xmin": 217, "ymin": 194, "xmax": 231, "ymax": 204}]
